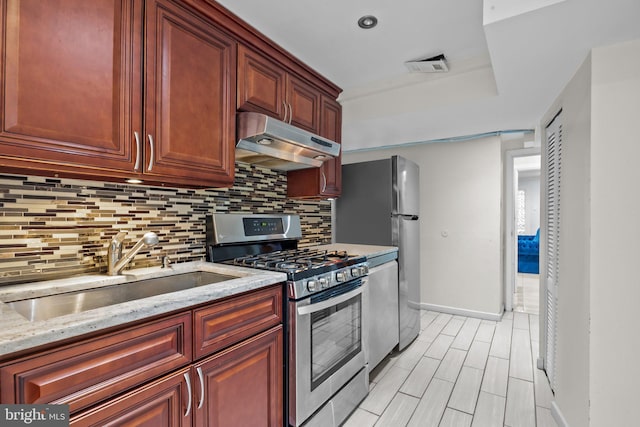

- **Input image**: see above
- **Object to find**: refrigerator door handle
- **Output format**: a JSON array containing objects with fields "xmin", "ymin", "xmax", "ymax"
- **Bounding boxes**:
[{"xmin": 393, "ymin": 214, "xmax": 419, "ymax": 220}]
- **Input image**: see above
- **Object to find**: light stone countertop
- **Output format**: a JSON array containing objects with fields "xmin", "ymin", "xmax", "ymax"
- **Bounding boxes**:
[{"xmin": 0, "ymin": 261, "xmax": 286, "ymax": 358}]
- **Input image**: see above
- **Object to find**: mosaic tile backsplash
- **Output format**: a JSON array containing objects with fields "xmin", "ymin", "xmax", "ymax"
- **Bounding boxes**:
[{"xmin": 0, "ymin": 163, "xmax": 331, "ymax": 285}]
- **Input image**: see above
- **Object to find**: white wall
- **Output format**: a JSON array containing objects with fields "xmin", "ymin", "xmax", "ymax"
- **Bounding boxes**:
[
  {"xmin": 589, "ymin": 39, "xmax": 640, "ymax": 426},
  {"xmin": 343, "ymin": 136, "xmax": 503, "ymax": 317},
  {"xmin": 542, "ymin": 53, "xmax": 592, "ymax": 427},
  {"xmin": 540, "ymin": 38, "xmax": 640, "ymax": 426},
  {"xmin": 518, "ymin": 174, "xmax": 540, "ymax": 235}
]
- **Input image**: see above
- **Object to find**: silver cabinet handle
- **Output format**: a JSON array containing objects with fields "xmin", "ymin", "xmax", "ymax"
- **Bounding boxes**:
[
  {"xmin": 282, "ymin": 101, "xmax": 288, "ymax": 123},
  {"xmin": 147, "ymin": 134, "xmax": 154, "ymax": 171},
  {"xmin": 133, "ymin": 132, "xmax": 141, "ymax": 171},
  {"xmin": 196, "ymin": 367, "xmax": 205, "ymax": 409},
  {"xmin": 184, "ymin": 372, "xmax": 193, "ymax": 417},
  {"xmin": 287, "ymin": 103, "xmax": 293, "ymax": 123},
  {"xmin": 321, "ymin": 170, "xmax": 327, "ymax": 193}
]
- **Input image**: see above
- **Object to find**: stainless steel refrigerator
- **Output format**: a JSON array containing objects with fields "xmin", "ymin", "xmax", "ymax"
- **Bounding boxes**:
[{"xmin": 335, "ymin": 155, "xmax": 420, "ymax": 350}]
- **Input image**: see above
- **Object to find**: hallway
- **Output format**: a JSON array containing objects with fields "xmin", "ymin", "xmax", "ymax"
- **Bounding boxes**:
[
  {"xmin": 513, "ymin": 273, "xmax": 540, "ymax": 315},
  {"xmin": 344, "ymin": 310, "xmax": 556, "ymax": 426}
]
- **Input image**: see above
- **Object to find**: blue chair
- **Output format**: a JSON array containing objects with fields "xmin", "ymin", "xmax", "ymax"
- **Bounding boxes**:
[{"xmin": 518, "ymin": 228, "xmax": 540, "ymax": 274}]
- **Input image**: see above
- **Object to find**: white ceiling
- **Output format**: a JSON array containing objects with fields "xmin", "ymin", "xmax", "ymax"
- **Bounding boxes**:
[
  {"xmin": 216, "ymin": 0, "xmax": 489, "ymax": 89},
  {"xmin": 216, "ymin": 0, "xmax": 640, "ymax": 150}
]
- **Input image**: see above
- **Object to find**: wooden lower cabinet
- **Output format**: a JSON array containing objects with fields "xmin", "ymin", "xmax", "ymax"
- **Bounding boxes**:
[
  {"xmin": 194, "ymin": 326, "xmax": 283, "ymax": 427},
  {"xmin": 1, "ymin": 284, "xmax": 285, "ymax": 427},
  {"xmin": 193, "ymin": 284, "xmax": 282, "ymax": 359},
  {"xmin": 0, "ymin": 313, "xmax": 192, "ymax": 414},
  {"xmin": 70, "ymin": 326, "xmax": 283, "ymax": 427},
  {"xmin": 70, "ymin": 368, "xmax": 192, "ymax": 427}
]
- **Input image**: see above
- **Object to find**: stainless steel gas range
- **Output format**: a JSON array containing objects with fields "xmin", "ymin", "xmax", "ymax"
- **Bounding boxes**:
[{"xmin": 206, "ymin": 213, "xmax": 369, "ymax": 427}]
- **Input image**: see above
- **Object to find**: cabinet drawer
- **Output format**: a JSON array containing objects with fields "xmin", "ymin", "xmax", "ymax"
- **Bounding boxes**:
[
  {"xmin": 0, "ymin": 312, "xmax": 192, "ymax": 414},
  {"xmin": 194, "ymin": 284, "xmax": 282, "ymax": 359}
]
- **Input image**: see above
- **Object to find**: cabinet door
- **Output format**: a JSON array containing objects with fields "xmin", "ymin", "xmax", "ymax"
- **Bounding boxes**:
[
  {"xmin": 70, "ymin": 368, "xmax": 192, "ymax": 427},
  {"xmin": 287, "ymin": 95, "xmax": 342, "ymax": 198},
  {"xmin": 286, "ymin": 74, "xmax": 320, "ymax": 133},
  {"xmin": 144, "ymin": 0, "xmax": 236, "ymax": 187},
  {"xmin": 318, "ymin": 95, "xmax": 342, "ymax": 196},
  {"xmin": 237, "ymin": 44, "xmax": 287, "ymax": 120},
  {"xmin": 0, "ymin": 0, "xmax": 142, "ymax": 179},
  {"xmin": 194, "ymin": 326, "xmax": 283, "ymax": 427}
]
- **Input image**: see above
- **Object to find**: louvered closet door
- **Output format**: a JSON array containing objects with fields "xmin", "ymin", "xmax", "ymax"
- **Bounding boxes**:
[{"xmin": 544, "ymin": 111, "xmax": 562, "ymax": 392}]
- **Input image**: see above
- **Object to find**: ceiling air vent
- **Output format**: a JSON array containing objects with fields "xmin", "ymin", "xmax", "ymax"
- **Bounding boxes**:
[{"xmin": 404, "ymin": 54, "xmax": 448, "ymax": 73}]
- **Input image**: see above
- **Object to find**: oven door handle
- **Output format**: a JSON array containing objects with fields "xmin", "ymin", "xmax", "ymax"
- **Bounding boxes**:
[{"xmin": 297, "ymin": 281, "xmax": 365, "ymax": 316}]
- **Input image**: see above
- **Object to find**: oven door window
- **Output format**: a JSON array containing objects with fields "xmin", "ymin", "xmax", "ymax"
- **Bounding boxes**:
[{"xmin": 310, "ymin": 291, "xmax": 361, "ymax": 390}]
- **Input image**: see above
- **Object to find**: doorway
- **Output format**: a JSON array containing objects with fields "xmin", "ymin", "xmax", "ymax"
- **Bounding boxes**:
[
  {"xmin": 513, "ymin": 155, "xmax": 541, "ymax": 314},
  {"xmin": 504, "ymin": 149, "xmax": 541, "ymax": 314}
]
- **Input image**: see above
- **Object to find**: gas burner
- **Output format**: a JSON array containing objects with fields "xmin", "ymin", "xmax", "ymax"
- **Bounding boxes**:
[
  {"xmin": 289, "ymin": 249, "xmax": 352, "ymax": 263},
  {"xmin": 326, "ymin": 250, "xmax": 349, "ymax": 259},
  {"xmin": 233, "ymin": 255, "xmax": 263, "ymax": 267},
  {"xmin": 233, "ymin": 252, "xmax": 288, "ymax": 268},
  {"xmin": 275, "ymin": 261, "xmax": 312, "ymax": 272},
  {"xmin": 215, "ymin": 242, "xmax": 365, "ymax": 288}
]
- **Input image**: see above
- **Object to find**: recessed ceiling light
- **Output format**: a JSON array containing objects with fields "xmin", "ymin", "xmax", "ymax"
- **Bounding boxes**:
[{"xmin": 358, "ymin": 15, "xmax": 378, "ymax": 29}]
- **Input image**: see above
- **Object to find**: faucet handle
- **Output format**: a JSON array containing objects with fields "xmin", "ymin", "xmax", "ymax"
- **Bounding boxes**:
[
  {"xmin": 113, "ymin": 231, "xmax": 127, "ymax": 242},
  {"xmin": 162, "ymin": 256, "xmax": 171, "ymax": 268}
]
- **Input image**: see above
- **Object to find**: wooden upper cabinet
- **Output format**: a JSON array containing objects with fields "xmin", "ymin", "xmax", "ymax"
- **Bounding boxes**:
[
  {"xmin": 0, "ymin": 0, "xmax": 142, "ymax": 175},
  {"xmin": 318, "ymin": 96, "xmax": 342, "ymax": 196},
  {"xmin": 0, "ymin": 0, "xmax": 236, "ymax": 188},
  {"xmin": 237, "ymin": 44, "xmax": 320, "ymax": 133},
  {"xmin": 286, "ymin": 74, "xmax": 320, "ymax": 133},
  {"xmin": 287, "ymin": 95, "xmax": 342, "ymax": 199},
  {"xmin": 237, "ymin": 41, "xmax": 340, "ymax": 198},
  {"xmin": 237, "ymin": 44, "xmax": 287, "ymax": 120},
  {"xmin": 144, "ymin": 0, "xmax": 236, "ymax": 187}
]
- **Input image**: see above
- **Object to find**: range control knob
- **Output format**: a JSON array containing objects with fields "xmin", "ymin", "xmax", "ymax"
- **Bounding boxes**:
[
  {"xmin": 351, "ymin": 267, "xmax": 360, "ymax": 277},
  {"xmin": 319, "ymin": 277, "xmax": 329, "ymax": 289},
  {"xmin": 336, "ymin": 272, "xmax": 346, "ymax": 282},
  {"xmin": 307, "ymin": 280, "xmax": 319, "ymax": 292},
  {"xmin": 359, "ymin": 266, "xmax": 368, "ymax": 275}
]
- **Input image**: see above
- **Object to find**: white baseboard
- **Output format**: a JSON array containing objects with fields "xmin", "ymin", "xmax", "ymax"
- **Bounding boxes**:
[
  {"xmin": 551, "ymin": 401, "xmax": 569, "ymax": 427},
  {"xmin": 420, "ymin": 302, "xmax": 503, "ymax": 321}
]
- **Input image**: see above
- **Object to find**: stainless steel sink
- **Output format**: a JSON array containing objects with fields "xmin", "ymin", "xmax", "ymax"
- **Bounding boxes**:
[{"xmin": 6, "ymin": 271, "xmax": 236, "ymax": 322}]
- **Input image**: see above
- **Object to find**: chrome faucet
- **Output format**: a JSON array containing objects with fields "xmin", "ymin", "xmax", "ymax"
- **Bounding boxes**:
[{"xmin": 107, "ymin": 231, "xmax": 159, "ymax": 275}]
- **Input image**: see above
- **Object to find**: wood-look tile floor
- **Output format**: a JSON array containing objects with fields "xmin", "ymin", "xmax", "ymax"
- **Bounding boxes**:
[
  {"xmin": 513, "ymin": 273, "xmax": 540, "ymax": 315},
  {"xmin": 344, "ymin": 310, "xmax": 556, "ymax": 427}
]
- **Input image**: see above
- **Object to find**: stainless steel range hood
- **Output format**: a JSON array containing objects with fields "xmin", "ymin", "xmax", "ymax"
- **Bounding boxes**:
[{"xmin": 235, "ymin": 112, "xmax": 340, "ymax": 171}]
